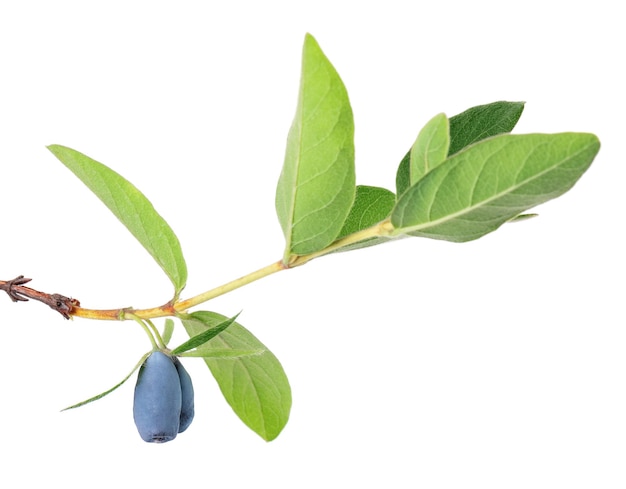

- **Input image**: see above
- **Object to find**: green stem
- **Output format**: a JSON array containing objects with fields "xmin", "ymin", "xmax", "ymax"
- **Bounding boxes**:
[
  {"xmin": 71, "ymin": 219, "xmax": 395, "ymax": 321},
  {"xmin": 175, "ymin": 260, "xmax": 287, "ymax": 312},
  {"xmin": 145, "ymin": 319, "xmax": 166, "ymax": 349},
  {"xmin": 288, "ymin": 219, "xmax": 394, "ymax": 267},
  {"xmin": 128, "ymin": 315, "xmax": 159, "ymax": 349}
]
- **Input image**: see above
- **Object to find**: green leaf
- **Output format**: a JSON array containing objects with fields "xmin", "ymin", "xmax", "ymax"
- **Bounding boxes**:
[
  {"xmin": 337, "ymin": 186, "xmax": 396, "ymax": 238},
  {"xmin": 182, "ymin": 311, "xmax": 291, "ymax": 441},
  {"xmin": 171, "ymin": 313, "xmax": 239, "ymax": 355},
  {"xmin": 448, "ymin": 101, "xmax": 525, "ymax": 156},
  {"xmin": 410, "ymin": 113, "xmax": 450, "ymax": 185},
  {"xmin": 179, "ymin": 349, "xmax": 264, "ymax": 358},
  {"xmin": 47, "ymin": 144, "xmax": 188, "ymax": 296},
  {"xmin": 161, "ymin": 318, "xmax": 175, "ymax": 346},
  {"xmin": 396, "ymin": 101, "xmax": 525, "ymax": 197},
  {"xmin": 334, "ymin": 185, "xmax": 396, "ymax": 252},
  {"xmin": 275, "ymin": 33, "xmax": 356, "ymax": 260},
  {"xmin": 391, "ymin": 133, "xmax": 600, "ymax": 242},
  {"xmin": 395, "ymin": 151, "xmax": 412, "ymax": 198},
  {"xmin": 61, "ymin": 351, "xmax": 151, "ymax": 411}
]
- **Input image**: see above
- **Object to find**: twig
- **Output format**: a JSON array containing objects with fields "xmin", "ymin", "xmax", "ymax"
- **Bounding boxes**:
[{"xmin": 0, "ymin": 275, "xmax": 80, "ymax": 319}]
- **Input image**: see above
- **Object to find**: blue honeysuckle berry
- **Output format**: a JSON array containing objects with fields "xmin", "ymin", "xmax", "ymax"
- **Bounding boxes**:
[
  {"xmin": 173, "ymin": 357, "xmax": 195, "ymax": 433},
  {"xmin": 133, "ymin": 351, "xmax": 182, "ymax": 443}
]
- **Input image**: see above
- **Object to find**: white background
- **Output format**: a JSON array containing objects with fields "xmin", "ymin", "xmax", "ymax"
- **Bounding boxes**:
[{"xmin": 1, "ymin": 1, "xmax": 624, "ymax": 487}]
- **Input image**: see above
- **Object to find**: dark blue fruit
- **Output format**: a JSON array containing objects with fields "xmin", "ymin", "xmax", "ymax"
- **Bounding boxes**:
[
  {"xmin": 133, "ymin": 351, "xmax": 182, "ymax": 443},
  {"xmin": 173, "ymin": 357, "xmax": 195, "ymax": 433}
]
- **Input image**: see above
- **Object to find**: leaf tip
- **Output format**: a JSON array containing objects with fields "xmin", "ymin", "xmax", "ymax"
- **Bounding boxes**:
[
  {"xmin": 46, "ymin": 143, "xmax": 62, "ymax": 155},
  {"xmin": 303, "ymin": 32, "xmax": 322, "ymax": 53}
]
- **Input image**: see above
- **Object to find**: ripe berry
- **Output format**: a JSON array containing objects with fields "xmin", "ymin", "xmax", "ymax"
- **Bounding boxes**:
[{"xmin": 133, "ymin": 351, "xmax": 182, "ymax": 443}]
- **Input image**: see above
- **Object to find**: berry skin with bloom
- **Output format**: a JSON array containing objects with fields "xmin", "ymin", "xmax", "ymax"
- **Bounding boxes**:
[{"xmin": 133, "ymin": 351, "xmax": 182, "ymax": 443}]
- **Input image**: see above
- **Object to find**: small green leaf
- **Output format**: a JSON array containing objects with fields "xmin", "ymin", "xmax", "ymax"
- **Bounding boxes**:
[
  {"xmin": 334, "ymin": 185, "xmax": 396, "ymax": 252},
  {"xmin": 182, "ymin": 311, "xmax": 291, "ymax": 441},
  {"xmin": 47, "ymin": 144, "xmax": 188, "ymax": 296},
  {"xmin": 61, "ymin": 351, "xmax": 151, "ymax": 411},
  {"xmin": 410, "ymin": 113, "xmax": 450, "ymax": 185},
  {"xmin": 337, "ymin": 186, "xmax": 396, "ymax": 238},
  {"xmin": 392, "ymin": 133, "xmax": 600, "ymax": 242},
  {"xmin": 179, "ymin": 349, "xmax": 264, "ymax": 358},
  {"xmin": 275, "ymin": 33, "xmax": 356, "ymax": 260},
  {"xmin": 448, "ymin": 101, "xmax": 525, "ymax": 155},
  {"xmin": 161, "ymin": 318, "xmax": 175, "ymax": 346},
  {"xmin": 171, "ymin": 313, "xmax": 239, "ymax": 355},
  {"xmin": 396, "ymin": 102, "xmax": 525, "ymax": 197}
]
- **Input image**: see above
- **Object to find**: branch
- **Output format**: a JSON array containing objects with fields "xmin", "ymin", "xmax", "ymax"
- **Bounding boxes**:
[
  {"xmin": 2, "ymin": 220, "xmax": 394, "ymax": 321},
  {"xmin": 0, "ymin": 275, "xmax": 80, "ymax": 319}
]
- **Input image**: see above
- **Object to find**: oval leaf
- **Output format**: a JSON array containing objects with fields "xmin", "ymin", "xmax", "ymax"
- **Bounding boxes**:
[
  {"xmin": 275, "ymin": 33, "xmax": 356, "ymax": 260},
  {"xmin": 392, "ymin": 133, "xmax": 600, "ymax": 242},
  {"xmin": 334, "ymin": 185, "xmax": 396, "ymax": 252},
  {"xmin": 182, "ymin": 311, "xmax": 291, "ymax": 441},
  {"xmin": 448, "ymin": 100, "xmax": 525, "ymax": 156},
  {"xmin": 48, "ymin": 144, "xmax": 188, "ymax": 296},
  {"xmin": 337, "ymin": 186, "xmax": 396, "ymax": 238},
  {"xmin": 410, "ymin": 113, "xmax": 450, "ymax": 185}
]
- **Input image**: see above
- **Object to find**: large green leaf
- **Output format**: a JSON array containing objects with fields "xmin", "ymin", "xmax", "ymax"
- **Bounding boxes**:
[
  {"xmin": 48, "ymin": 145, "xmax": 187, "ymax": 296},
  {"xmin": 396, "ymin": 101, "xmax": 525, "ymax": 197},
  {"xmin": 391, "ymin": 133, "xmax": 600, "ymax": 242},
  {"xmin": 275, "ymin": 33, "xmax": 356, "ymax": 260},
  {"xmin": 410, "ymin": 113, "xmax": 450, "ymax": 185},
  {"xmin": 182, "ymin": 311, "xmax": 291, "ymax": 441}
]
